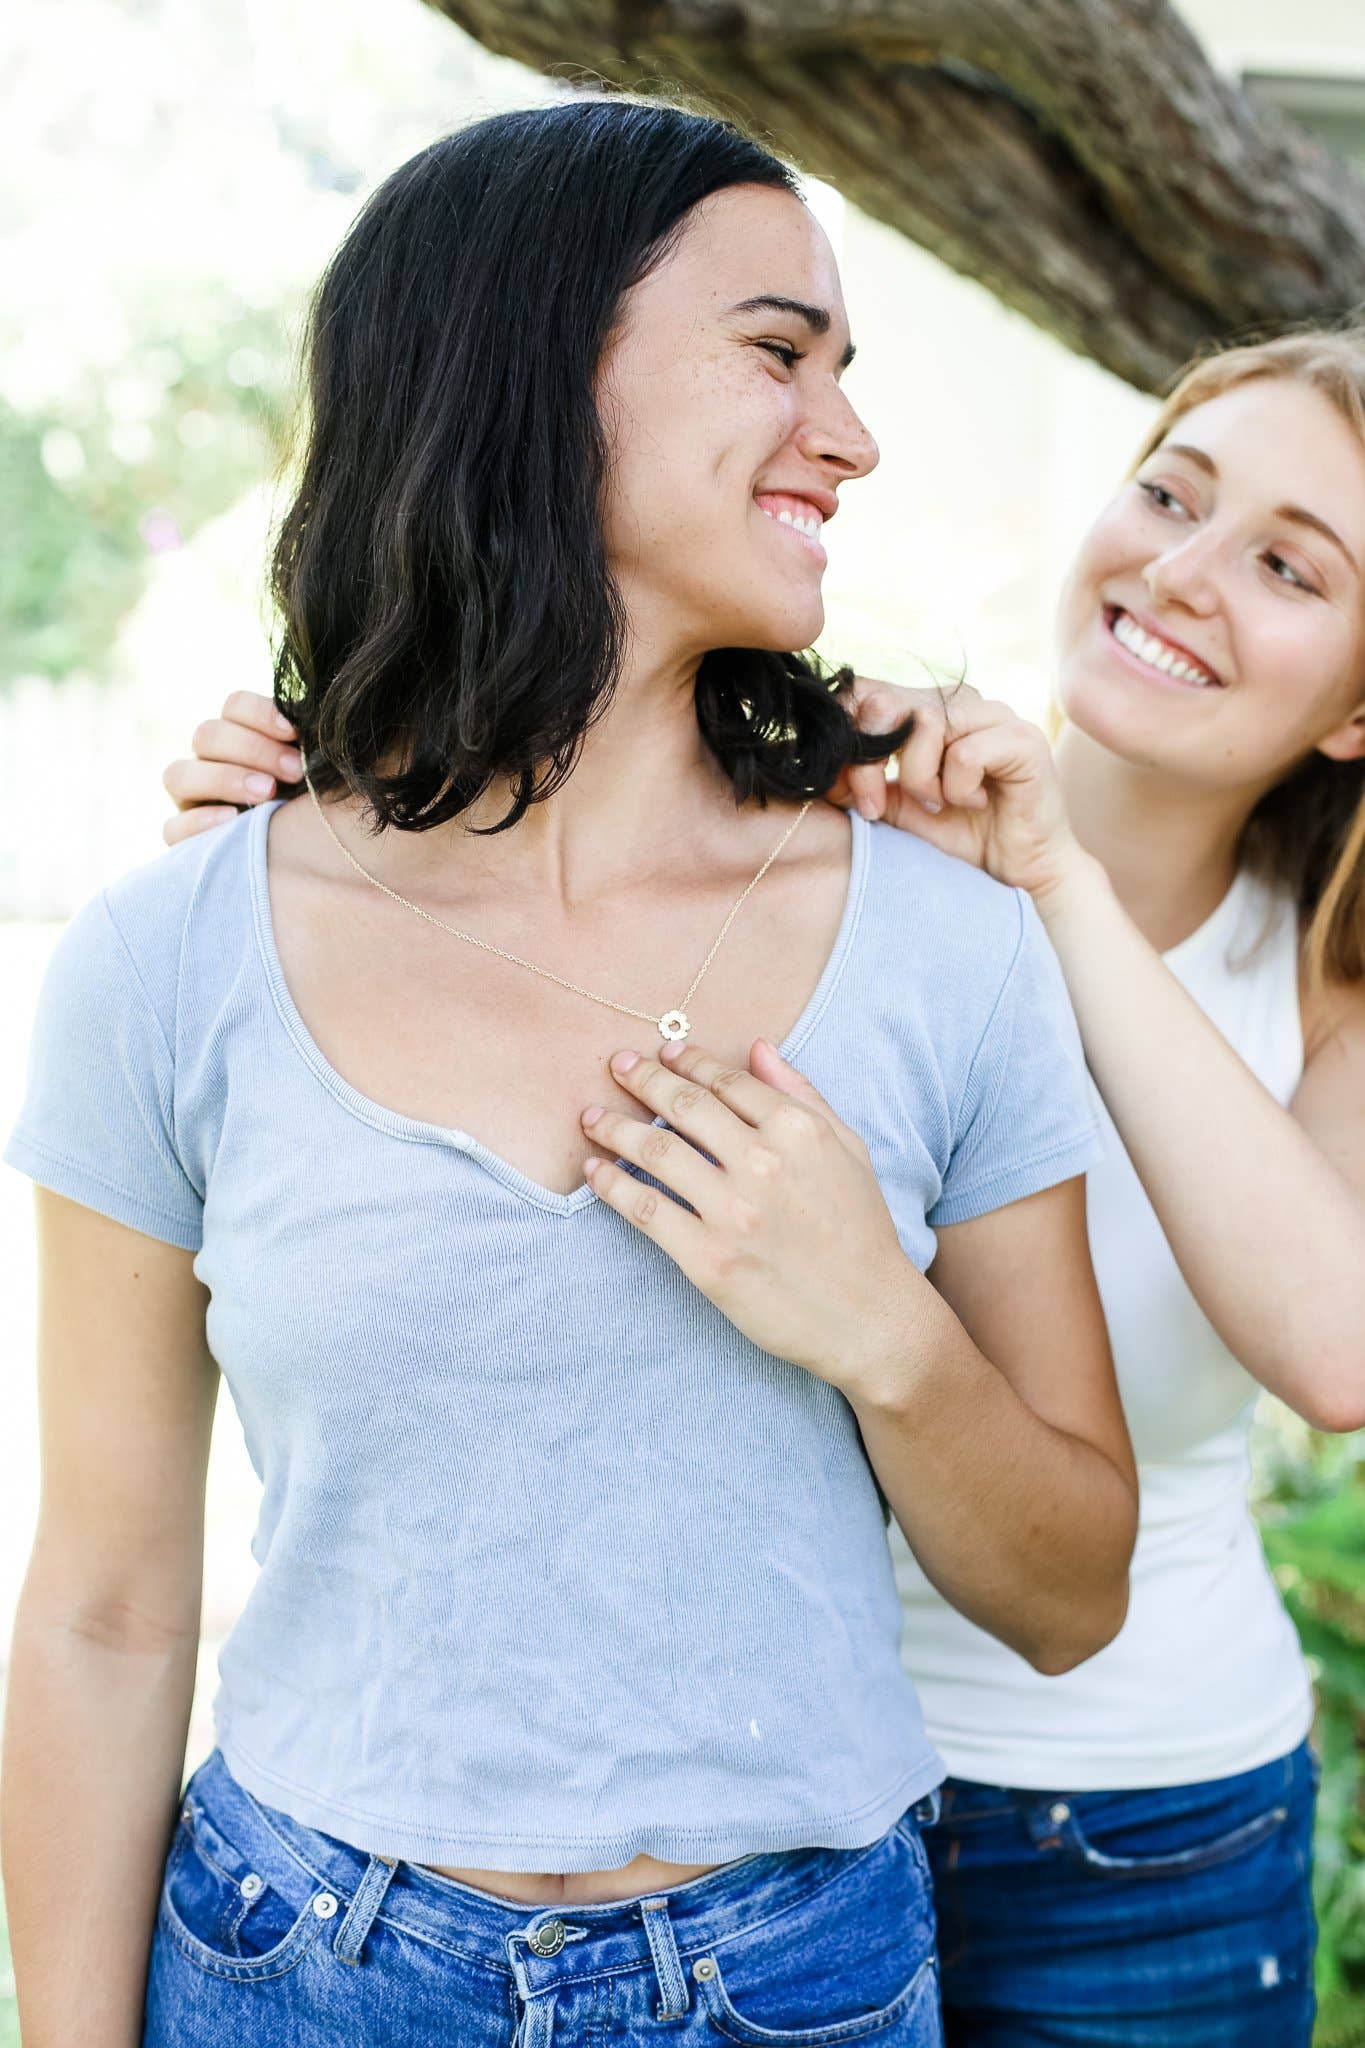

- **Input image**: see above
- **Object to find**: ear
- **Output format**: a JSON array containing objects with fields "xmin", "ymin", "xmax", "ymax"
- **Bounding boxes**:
[{"xmin": 1316, "ymin": 697, "xmax": 1365, "ymax": 764}]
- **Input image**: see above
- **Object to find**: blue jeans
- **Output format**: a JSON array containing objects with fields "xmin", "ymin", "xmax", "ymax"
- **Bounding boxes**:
[
  {"xmin": 924, "ymin": 1742, "xmax": 1318, "ymax": 2046},
  {"xmin": 143, "ymin": 1750, "xmax": 945, "ymax": 2045}
]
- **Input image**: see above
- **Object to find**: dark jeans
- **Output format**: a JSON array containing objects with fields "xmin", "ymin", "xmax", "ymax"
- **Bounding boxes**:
[{"xmin": 925, "ymin": 1742, "xmax": 1318, "ymax": 2047}]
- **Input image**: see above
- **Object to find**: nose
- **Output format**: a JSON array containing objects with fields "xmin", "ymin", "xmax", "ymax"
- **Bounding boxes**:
[
  {"xmin": 1143, "ymin": 531, "xmax": 1221, "ymax": 615},
  {"xmin": 795, "ymin": 381, "xmax": 879, "ymax": 482}
]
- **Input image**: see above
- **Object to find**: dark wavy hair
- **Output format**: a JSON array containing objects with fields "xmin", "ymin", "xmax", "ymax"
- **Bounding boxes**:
[{"xmin": 269, "ymin": 96, "xmax": 910, "ymax": 833}]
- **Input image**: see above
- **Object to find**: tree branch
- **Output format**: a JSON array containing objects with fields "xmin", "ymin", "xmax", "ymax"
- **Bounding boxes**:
[{"xmin": 422, "ymin": 0, "xmax": 1365, "ymax": 391}]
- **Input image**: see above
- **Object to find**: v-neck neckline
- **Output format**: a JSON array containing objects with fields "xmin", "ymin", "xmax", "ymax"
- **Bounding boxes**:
[{"xmin": 248, "ymin": 796, "xmax": 870, "ymax": 1218}]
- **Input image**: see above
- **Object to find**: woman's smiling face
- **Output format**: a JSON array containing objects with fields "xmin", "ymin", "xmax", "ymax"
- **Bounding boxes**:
[
  {"xmin": 596, "ymin": 182, "xmax": 878, "ymax": 662},
  {"xmin": 1055, "ymin": 377, "xmax": 1365, "ymax": 791}
]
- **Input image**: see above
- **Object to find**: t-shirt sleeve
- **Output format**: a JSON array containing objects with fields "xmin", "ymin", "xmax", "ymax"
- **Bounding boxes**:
[
  {"xmin": 927, "ymin": 887, "xmax": 1101, "ymax": 1229},
  {"xmin": 3, "ymin": 890, "xmax": 204, "ymax": 1250}
]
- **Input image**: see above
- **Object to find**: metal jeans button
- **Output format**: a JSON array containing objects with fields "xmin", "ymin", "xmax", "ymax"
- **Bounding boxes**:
[
  {"xmin": 240, "ymin": 1873, "xmax": 264, "ymax": 1899},
  {"xmin": 528, "ymin": 1919, "xmax": 567, "ymax": 1957},
  {"xmin": 312, "ymin": 1892, "xmax": 339, "ymax": 1919}
]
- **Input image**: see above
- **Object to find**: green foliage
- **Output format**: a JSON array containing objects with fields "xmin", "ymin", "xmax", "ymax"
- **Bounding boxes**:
[
  {"xmin": 0, "ymin": 290, "xmax": 296, "ymax": 688},
  {"xmin": 1256, "ymin": 1420, "xmax": 1365, "ymax": 2041}
]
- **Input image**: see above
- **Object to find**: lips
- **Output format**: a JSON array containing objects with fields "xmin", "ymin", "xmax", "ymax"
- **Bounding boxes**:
[
  {"xmin": 1103, "ymin": 605, "xmax": 1225, "ymax": 689},
  {"xmin": 755, "ymin": 490, "xmax": 829, "ymax": 560}
]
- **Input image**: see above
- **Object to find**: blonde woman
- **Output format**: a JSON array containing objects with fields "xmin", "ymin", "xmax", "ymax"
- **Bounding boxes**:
[{"xmin": 173, "ymin": 328, "xmax": 1365, "ymax": 2044}]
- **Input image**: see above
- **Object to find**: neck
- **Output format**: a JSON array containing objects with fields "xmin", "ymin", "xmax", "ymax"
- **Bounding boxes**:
[
  {"xmin": 1054, "ymin": 722, "xmax": 1255, "ymax": 951},
  {"xmin": 334, "ymin": 639, "xmax": 740, "ymax": 909}
]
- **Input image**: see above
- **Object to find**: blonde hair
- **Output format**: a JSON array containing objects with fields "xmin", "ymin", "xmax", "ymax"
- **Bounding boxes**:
[{"xmin": 1131, "ymin": 329, "xmax": 1365, "ymax": 991}]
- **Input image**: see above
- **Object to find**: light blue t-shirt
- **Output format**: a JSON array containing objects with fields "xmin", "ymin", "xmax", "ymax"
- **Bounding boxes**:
[{"xmin": 5, "ymin": 797, "xmax": 1099, "ymax": 1870}]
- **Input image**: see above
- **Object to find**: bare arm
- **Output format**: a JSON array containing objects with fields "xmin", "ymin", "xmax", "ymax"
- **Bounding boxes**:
[
  {"xmin": 855, "ymin": 1176, "xmax": 1137, "ymax": 1672},
  {"xmin": 3, "ymin": 1192, "xmax": 218, "ymax": 2048},
  {"xmin": 1037, "ymin": 855, "xmax": 1365, "ymax": 1432},
  {"xmin": 841, "ymin": 676, "xmax": 1365, "ymax": 1435}
]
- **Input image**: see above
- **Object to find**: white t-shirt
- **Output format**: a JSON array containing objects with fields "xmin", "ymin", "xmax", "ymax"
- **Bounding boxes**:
[{"xmin": 894, "ymin": 867, "xmax": 1315, "ymax": 1790}]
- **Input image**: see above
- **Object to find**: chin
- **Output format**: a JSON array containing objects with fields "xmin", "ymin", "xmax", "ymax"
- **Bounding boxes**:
[
  {"xmin": 755, "ymin": 596, "xmax": 826, "ymax": 652},
  {"xmin": 1057, "ymin": 663, "xmax": 1203, "ymax": 777}
]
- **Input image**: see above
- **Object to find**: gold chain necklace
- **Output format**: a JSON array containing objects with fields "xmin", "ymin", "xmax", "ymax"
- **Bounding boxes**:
[{"xmin": 301, "ymin": 758, "xmax": 813, "ymax": 1043}]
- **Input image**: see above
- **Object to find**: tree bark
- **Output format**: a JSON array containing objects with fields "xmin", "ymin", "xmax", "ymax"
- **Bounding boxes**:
[{"xmin": 421, "ymin": 0, "xmax": 1365, "ymax": 392}]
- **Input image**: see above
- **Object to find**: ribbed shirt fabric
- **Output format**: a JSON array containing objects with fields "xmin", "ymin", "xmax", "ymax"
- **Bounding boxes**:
[
  {"xmin": 6, "ymin": 797, "xmax": 1100, "ymax": 1870},
  {"xmin": 895, "ymin": 866, "xmax": 1315, "ymax": 1790}
]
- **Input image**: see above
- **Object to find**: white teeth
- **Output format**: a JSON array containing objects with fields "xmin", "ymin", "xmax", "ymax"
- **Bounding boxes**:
[
  {"xmin": 763, "ymin": 504, "xmax": 823, "ymax": 536},
  {"xmin": 1112, "ymin": 611, "xmax": 1215, "ymax": 687}
]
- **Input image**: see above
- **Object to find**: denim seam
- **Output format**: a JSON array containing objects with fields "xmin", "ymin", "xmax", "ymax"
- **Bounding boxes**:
[
  {"xmin": 156, "ymin": 1897, "xmax": 324, "ymax": 1983},
  {"xmin": 180, "ymin": 1810, "xmax": 249, "ymax": 1893},
  {"xmin": 701, "ymin": 1948, "xmax": 936, "ymax": 2046},
  {"xmin": 1062, "ymin": 1800, "xmax": 1291, "ymax": 1877}
]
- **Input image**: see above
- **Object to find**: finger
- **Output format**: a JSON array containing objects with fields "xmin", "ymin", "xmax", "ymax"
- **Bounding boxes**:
[
  {"xmin": 191, "ymin": 716, "xmax": 304, "ymax": 782},
  {"xmin": 582, "ymin": 1151, "xmax": 707, "ymax": 1267},
  {"xmin": 843, "ymin": 760, "xmax": 889, "ymax": 822},
  {"xmin": 221, "ymin": 689, "xmax": 298, "ymax": 741},
  {"xmin": 941, "ymin": 735, "xmax": 992, "ymax": 811},
  {"xmin": 942, "ymin": 721, "xmax": 1044, "ymax": 811},
  {"xmin": 607, "ymin": 1048, "xmax": 751, "ymax": 1162},
  {"xmin": 658, "ymin": 1039, "xmax": 779, "ymax": 1127},
  {"xmin": 581, "ymin": 1107, "xmax": 716, "ymax": 1214},
  {"xmin": 163, "ymin": 805, "xmax": 241, "ymax": 847},
  {"xmin": 844, "ymin": 676, "xmax": 913, "ymax": 821},
  {"xmin": 164, "ymin": 757, "xmax": 279, "ymax": 812},
  {"xmin": 747, "ymin": 1038, "xmax": 846, "ymax": 1134},
  {"xmin": 891, "ymin": 708, "xmax": 949, "ymax": 814}
]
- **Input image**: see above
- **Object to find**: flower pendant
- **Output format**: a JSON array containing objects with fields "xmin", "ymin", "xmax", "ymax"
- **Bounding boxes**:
[{"xmin": 658, "ymin": 1009, "xmax": 690, "ymax": 1042}]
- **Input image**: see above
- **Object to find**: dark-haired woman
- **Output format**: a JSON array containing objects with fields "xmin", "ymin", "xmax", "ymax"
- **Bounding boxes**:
[
  {"xmin": 2, "ymin": 103, "xmax": 1136, "ymax": 2046},
  {"xmin": 179, "ymin": 325, "xmax": 1365, "ymax": 2045}
]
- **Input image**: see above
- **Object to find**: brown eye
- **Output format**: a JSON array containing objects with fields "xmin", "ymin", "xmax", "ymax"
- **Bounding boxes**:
[
  {"xmin": 757, "ymin": 341, "xmax": 803, "ymax": 370},
  {"xmin": 1264, "ymin": 552, "xmax": 1315, "ymax": 594}
]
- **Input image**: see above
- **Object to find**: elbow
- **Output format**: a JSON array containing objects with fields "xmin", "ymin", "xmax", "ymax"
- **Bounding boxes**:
[
  {"xmin": 1288, "ymin": 1370, "xmax": 1365, "ymax": 1437},
  {"xmin": 1021, "ymin": 1579, "xmax": 1131, "ymax": 1679}
]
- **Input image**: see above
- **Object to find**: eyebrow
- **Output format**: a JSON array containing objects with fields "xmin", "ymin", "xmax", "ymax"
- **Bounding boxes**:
[
  {"xmin": 725, "ymin": 294, "xmax": 857, "ymax": 370},
  {"xmin": 1154, "ymin": 442, "xmax": 1360, "ymax": 575}
]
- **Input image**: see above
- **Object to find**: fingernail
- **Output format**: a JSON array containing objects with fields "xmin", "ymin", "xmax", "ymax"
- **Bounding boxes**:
[
  {"xmin": 919, "ymin": 797, "xmax": 942, "ymax": 814},
  {"xmin": 273, "ymin": 709, "xmax": 296, "ymax": 736},
  {"xmin": 660, "ymin": 1043, "xmax": 681, "ymax": 1063},
  {"xmin": 581, "ymin": 1105, "xmax": 603, "ymax": 1127},
  {"xmin": 610, "ymin": 1050, "xmax": 640, "ymax": 1074},
  {"xmin": 279, "ymin": 748, "xmax": 303, "ymax": 777},
  {"xmin": 856, "ymin": 796, "xmax": 878, "ymax": 821},
  {"xmin": 245, "ymin": 772, "xmax": 274, "ymax": 797}
]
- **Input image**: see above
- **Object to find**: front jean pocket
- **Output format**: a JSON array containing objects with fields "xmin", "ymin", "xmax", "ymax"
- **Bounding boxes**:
[
  {"xmin": 693, "ymin": 1819, "xmax": 940, "ymax": 2045},
  {"xmin": 697, "ymin": 1950, "xmax": 938, "ymax": 2045},
  {"xmin": 1059, "ymin": 1795, "xmax": 1291, "ymax": 1880},
  {"xmin": 158, "ymin": 1800, "xmax": 330, "ymax": 1982}
]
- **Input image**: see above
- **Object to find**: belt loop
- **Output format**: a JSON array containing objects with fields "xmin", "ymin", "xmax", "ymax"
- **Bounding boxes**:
[
  {"xmin": 639, "ymin": 1896, "xmax": 689, "ymax": 2022},
  {"xmin": 333, "ymin": 1854, "xmax": 398, "ymax": 1965}
]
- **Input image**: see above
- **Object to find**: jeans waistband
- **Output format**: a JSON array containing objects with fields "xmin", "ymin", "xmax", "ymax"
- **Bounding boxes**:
[{"xmin": 185, "ymin": 1751, "xmax": 933, "ymax": 1990}]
